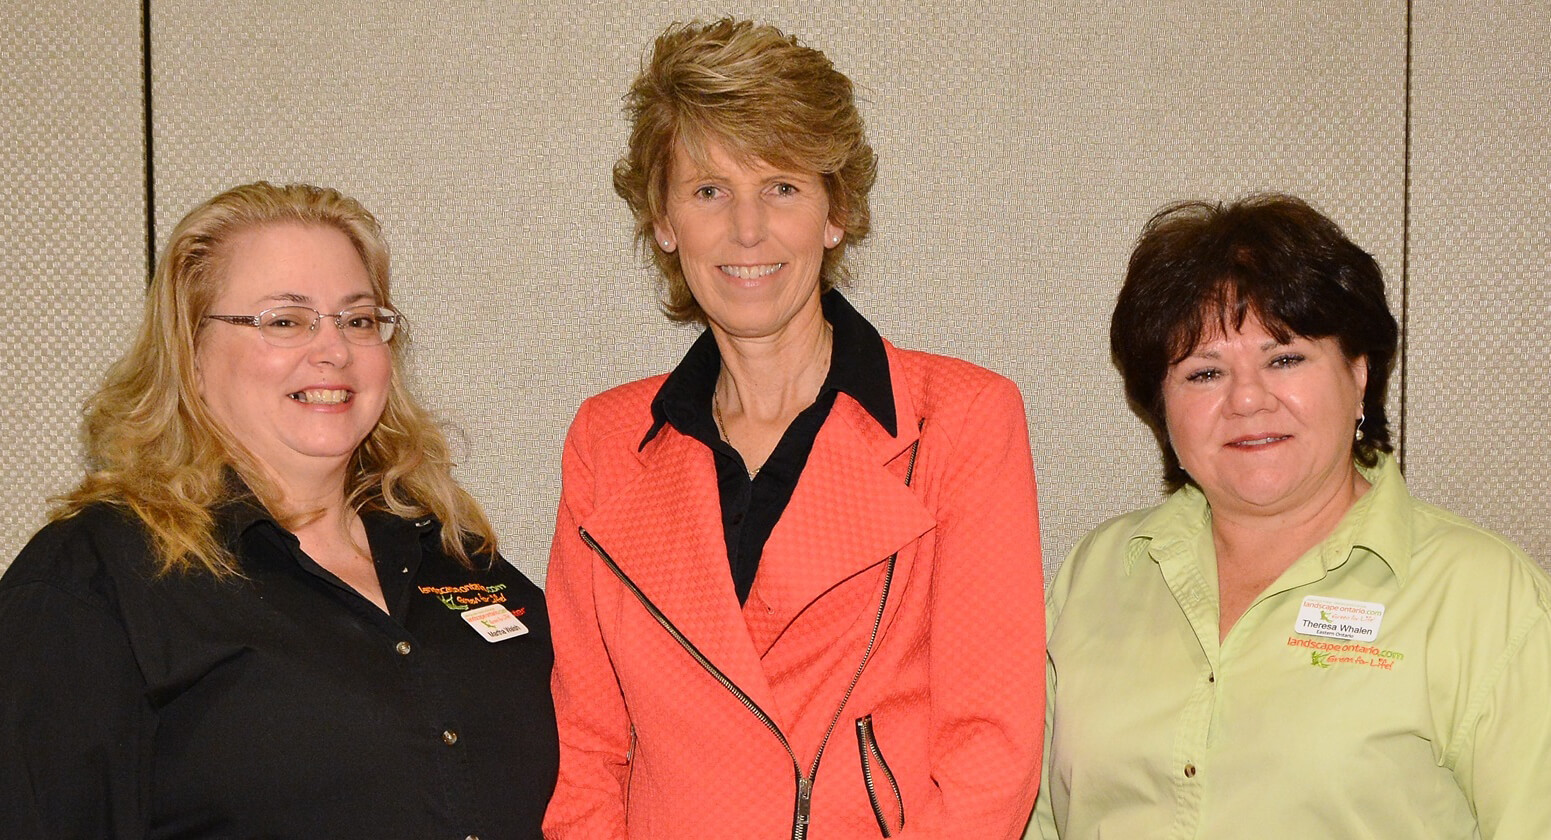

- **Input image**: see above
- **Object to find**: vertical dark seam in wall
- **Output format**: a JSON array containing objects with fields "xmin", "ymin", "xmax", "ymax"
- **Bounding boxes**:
[
  {"xmin": 1399, "ymin": 0, "xmax": 1413, "ymax": 470},
  {"xmin": 141, "ymin": 0, "xmax": 155, "ymax": 284}
]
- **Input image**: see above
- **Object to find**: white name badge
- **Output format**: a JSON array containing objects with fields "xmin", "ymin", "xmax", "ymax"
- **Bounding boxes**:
[
  {"xmin": 1294, "ymin": 595, "xmax": 1385, "ymax": 641},
  {"xmin": 461, "ymin": 603, "xmax": 530, "ymax": 643}
]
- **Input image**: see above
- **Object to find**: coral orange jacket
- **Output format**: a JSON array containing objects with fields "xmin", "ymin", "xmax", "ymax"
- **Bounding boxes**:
[{"xmin": 543, "ymin": 342, "xmax": 1045, "ymax": 839}]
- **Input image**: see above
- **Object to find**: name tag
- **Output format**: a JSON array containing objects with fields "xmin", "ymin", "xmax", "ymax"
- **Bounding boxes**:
[
  {"xmin": 461, "ymin": 603, "xmax": 530, "ymax": 642},
  {"xmin": 1294, "ymin": 595, "xmax": 1385, "ymax": 641}
]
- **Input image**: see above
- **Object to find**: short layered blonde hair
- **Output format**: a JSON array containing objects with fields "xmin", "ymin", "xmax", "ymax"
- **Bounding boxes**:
[
  {"xmin": 613, "ymin": 18, "xmax": 878, "ymax": 323},
  {"xmin": 57, "ymin": 181, "xmax": 497, "ymax": 575}
]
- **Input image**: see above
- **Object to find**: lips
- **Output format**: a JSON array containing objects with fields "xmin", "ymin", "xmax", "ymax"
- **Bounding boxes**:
[
  {"xmin": 1227, "ymin": 434, "xmax": 1291, "ymax": 448},
  {"xmin": 719, "ymin": 263, "xmax": 784, "ymax": 279},
  {"xmin": 289, "ymin": 388, "xmax": 353, "ymax": 405}
]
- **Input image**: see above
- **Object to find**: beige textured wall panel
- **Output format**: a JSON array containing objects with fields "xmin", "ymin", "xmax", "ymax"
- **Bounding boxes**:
[
  {"xmin": 1407, "ymin": 1, "xmax": 1551, "ymax": 570},
  {"xmin": 989, "ymin": 2, "xmax": 1407, "ymax": 577},
  {"xmin": 1, "ymin": 1, "xmax": 145, "ymax": 570},
  {"xmin": 147, "ymin": 1, "xmax": 1407, "ymax": 584}
]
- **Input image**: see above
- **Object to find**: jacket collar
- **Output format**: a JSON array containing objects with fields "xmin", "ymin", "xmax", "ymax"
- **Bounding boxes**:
[
  {"xmin": 580, "ymin": 339, "xmax": 933, "ymax": 718},
  {"xmin": 639, "ymin": 290, "xmax": 896, "ymax": 451}
]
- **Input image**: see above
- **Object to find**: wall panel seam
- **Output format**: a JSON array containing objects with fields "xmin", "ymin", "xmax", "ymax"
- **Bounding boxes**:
[{"xmin": 142, "ymin": 0, "xmax": 155, "ymax": 281}]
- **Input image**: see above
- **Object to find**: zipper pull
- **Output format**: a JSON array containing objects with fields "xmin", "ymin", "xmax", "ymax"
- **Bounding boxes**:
[{"xmin": 794, "ymin": 775, "xmax": 814, "ymax": 837}]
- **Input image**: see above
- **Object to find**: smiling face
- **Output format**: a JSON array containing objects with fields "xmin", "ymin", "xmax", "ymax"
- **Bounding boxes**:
[
  {"xmin": 195, "ymin": 223, "xmax": 392, "ymax": 488},
  {"xmin": 1162, "ymin": 313, "xmax": 1368, "ymax": 520},
  {"xmin": 654, "ymin": 138, "xmax": 843, "ymax": 340}
]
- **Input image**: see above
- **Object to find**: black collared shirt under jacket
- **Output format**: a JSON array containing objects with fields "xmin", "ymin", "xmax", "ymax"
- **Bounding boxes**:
[
  {"xmin": 642, "ymin": 291, "xmax": 897, "ymax": 604},
  {"xmin": 0, "ymin": 499, "xmax": 558, "ymax": 840}
]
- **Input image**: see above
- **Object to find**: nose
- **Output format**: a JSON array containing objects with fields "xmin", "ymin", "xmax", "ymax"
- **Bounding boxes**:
[
  {"xmin": 730, "ymin": 195, "xmax": 766, "ymax": 246},
  {"xmin": 306, "ymin": 314, "xmax": 352, "ymax": 366},
  {"xmin": 1226, "ymin": 369, "xmax": 1275, "ymax": 415}
]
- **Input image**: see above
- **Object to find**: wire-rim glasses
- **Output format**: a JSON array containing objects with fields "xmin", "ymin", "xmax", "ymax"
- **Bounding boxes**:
[{"xmin": 204, "ymin": 305, "xmax": 402, "ymax": 347}]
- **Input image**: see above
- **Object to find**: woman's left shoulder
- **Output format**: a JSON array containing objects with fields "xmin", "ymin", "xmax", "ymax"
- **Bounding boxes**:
[
  {"xmin": 1394, "ymin": 499, "xmax": 1551, "ymax": 630},
  {"xmin": 885, "ymin": 343, "xmax": 1025, "ymax": 414}
]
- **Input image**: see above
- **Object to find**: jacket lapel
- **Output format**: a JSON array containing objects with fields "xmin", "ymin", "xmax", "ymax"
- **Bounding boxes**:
[
  {"xmin": 578, "ymin": 429, "xmax": 775, "ymax": 709},
  {"xmin": 743, "ymin": 355, "xmax": 936, "ymax": 656}
]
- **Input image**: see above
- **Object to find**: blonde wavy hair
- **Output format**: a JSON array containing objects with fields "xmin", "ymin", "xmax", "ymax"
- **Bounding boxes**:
[
  {"xmin": 56, "ymin": 181, "xmax": 497, "ymax": 575},
  {"xmin": 613, "ymin": 17, "xmax": 878, "ymax": 323}
]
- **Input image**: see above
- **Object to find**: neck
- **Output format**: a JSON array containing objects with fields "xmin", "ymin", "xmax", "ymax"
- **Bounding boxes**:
[
  {"xmin": 711, "ymin": 301, "xmax": 832, "ymax": 422},
  {"xmin": 263, "ymin": 458, "xmax": 354, "ymax": 528},
  {"xmin": 1209, "ymin": 466, "xmax": 1371, "ymax": 570}
]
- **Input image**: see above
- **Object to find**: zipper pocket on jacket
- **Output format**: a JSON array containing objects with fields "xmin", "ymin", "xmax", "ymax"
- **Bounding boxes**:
[{"xmin": 856, "ymin": 714, "xmax": 904, "ymax": 836}]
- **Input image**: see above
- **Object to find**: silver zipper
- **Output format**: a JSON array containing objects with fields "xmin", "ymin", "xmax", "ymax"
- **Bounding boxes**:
[
  {"xmin": 580, "ymin": 426, "xmax": 922, "ymax": 839},
  {"xmin": 856, "ymin": 714, "xmax": 904, "ymax": 836}
]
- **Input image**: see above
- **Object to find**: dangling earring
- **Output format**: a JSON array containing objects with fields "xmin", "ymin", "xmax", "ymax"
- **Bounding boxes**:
[{"xmin": 1354, "ymin": 413, "xmax": 1366, "ymax": 442}]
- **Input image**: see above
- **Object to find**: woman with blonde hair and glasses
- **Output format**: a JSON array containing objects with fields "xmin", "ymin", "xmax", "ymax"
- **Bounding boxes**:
[
  {"xmin": 0, "ymin": 181, "xmax": 557, "ymax": 839},
  {"xmin": 544, "ymin": 18, "xmax": 1044, "ymax": 839}
]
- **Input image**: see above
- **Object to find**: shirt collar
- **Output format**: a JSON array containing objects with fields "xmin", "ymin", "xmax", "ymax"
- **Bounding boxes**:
[
  {"xmin": 640, "ymin": 290, "xmax": 896, "ymax": 449},
  {"xmin": 214, "ymin": 472, "xmax": 442, "ymax": 551},
  {"xmin": 1123, "ymin": 452, "xmax": 1415, "ymax": 585}
]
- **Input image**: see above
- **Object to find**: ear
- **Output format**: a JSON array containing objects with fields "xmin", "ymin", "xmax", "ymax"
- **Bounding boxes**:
[
  {"xmin": 824, "ymin": 220, "xmax": 844, "ymax": 249},
  {"xmin": 652, "ymin": 220, "xmax": 676, "ymax": 253},
  {"xmin": 1350, "ymin": 354, "xmax": 1369, "ymax": 413}
]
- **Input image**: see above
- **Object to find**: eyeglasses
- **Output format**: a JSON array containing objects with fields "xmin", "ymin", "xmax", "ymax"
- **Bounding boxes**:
[{"xmin": 204, "ymin": 305, "xmax": 402, "ymax": 347}]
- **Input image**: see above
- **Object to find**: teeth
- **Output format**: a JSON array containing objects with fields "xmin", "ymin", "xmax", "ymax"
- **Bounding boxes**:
[
  {"xmin": 720, "ymin": 263, "xmax": 783, "ymax": 279},
  {"xmin": 290, "ymin": 389, "xmax": 351, "ymax": 405},
  {"xmin": 1235, "ymin": 436, "xmax": 1286, "ymax": 446}
]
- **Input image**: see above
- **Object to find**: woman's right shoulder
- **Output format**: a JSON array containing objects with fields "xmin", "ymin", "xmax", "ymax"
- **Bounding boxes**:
[
  {"xmin": 3, "ymin": 502, "xmax": 153, "ymax": 592},
  {"xmin": 1047, "ymin": 503, "xmax": 1168, "ymax": 608},
  {"xmin": 566, "ymin": 373, "xmax": 669, "ymax": 446}
]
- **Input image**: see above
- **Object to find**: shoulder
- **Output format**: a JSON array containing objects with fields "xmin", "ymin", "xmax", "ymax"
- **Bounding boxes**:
[
  {"xmin": 1404, "ymin": 497, "xmax": 1551, "ymax": 614},
  {"xmin": 1061, "ymin": 505, "xmax": 1161, "ymax": 576},
  {"xmin": 1047, "ymin": 501, "xmax": 1174, "ymax": 615},
  {"xmin": 566, "ymin": 374, "xmax": 667, "ymax": 451},
  {"xmin": 888, "ymin": 343, "xmax": 1021, "ymax": 403},
  {"xmin": 885, "ymin": 343, "xmax": 1026, "ymax": 433},
  {"xmin": 2, "ymin": 501, "xmax": 153, "ymax": 608}
]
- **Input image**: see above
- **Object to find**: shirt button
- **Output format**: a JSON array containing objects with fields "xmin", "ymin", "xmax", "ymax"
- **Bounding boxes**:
[
  {"xmin": 1184, "ymin": 763, "xmax": 1197, "ymax": 778},
  {"xmin": 442, "ymin": 729, "xmax": 459, "ymax": 746},
  {"xmin": 395, "ymin": 641, "xmax": 413, "ymax": 656},
  {"xmin": 1207, "ymin": 672, "xmax": 1215, "ymax": 683}
]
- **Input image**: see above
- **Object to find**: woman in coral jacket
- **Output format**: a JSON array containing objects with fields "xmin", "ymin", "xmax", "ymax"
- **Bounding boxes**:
[{"xmin": 542, "ymin": 17, "xmax": 1044, "ymax": 840}]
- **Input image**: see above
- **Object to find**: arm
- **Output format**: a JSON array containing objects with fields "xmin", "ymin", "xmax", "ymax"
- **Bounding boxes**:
[
  {"xmin": 1024, "ymin": 547, "xmax": 1075, "ymax": 840},
  {"xmin": 914, "ymin": 376, "xmax": 1045, "ymax": 840},
  {"xmin": 0, "ymin": 575, "xmax": 153, "ymax": 839},
  {"xmin": 1452, "ymin": 607, "xmax": 1551, "ymax": 839},
  {"xmin": 1023, "ymin": 650, "xmax": 1059, "ymax": 839},
  {"xmin": 542, "ymin": 410, "xmax": 632, "ymax": 839}
]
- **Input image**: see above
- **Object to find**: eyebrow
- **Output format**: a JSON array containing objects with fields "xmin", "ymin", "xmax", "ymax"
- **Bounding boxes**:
[
  {"xmin": 1190, "ymin": 338, "xmax": 1287, "ymax": 360},
  {"xmin": 261, "ymin": 291, "xmax": 376, "ymax": 307}
]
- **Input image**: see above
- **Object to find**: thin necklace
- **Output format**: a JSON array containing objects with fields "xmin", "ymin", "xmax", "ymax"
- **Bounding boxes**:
[{"xmin": 712, "ymin": 393, "xmax": 759, "ymax": 478}]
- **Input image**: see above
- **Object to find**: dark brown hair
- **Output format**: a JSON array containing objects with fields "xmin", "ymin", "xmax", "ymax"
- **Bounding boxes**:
[{"xmin": 1111, "ymin": 193, "xmax": 1398, "ymax": 490}]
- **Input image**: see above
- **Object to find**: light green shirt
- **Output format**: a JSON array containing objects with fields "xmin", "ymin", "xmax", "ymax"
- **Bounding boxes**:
[{"xmin": 1027, "ymin": 453, "xmax": 1551, "ymax": 839}]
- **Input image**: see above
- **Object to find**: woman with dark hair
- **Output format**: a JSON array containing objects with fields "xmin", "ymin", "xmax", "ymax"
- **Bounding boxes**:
[
  {"xmin": 545, "ymin": 18, "xmax": 1044, "ymax": 840},
  {"xmin": 1027, "ymin": 194, "xmax": 1550, "ymax": 839}
]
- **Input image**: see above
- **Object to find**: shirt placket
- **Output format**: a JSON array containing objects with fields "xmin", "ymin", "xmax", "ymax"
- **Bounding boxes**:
[{"xmin": 1153, "ymin": 540, "xmax": 1219, "ymax": 840}]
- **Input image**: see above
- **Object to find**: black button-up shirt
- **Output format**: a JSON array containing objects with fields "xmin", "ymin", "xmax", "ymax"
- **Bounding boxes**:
[
  {"xmin": 642, "ymin": 291, "xmax": 896, "ymax": 603},
  {"xmin": 0, "ymin": 500, "xmax": 558, "ymax": 839}
]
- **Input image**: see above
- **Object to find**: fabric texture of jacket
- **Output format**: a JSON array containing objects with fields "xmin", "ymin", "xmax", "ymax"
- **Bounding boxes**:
[{"xmin": 543, "ymin": 338, "xmax": 1045, "ymax": 839}]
